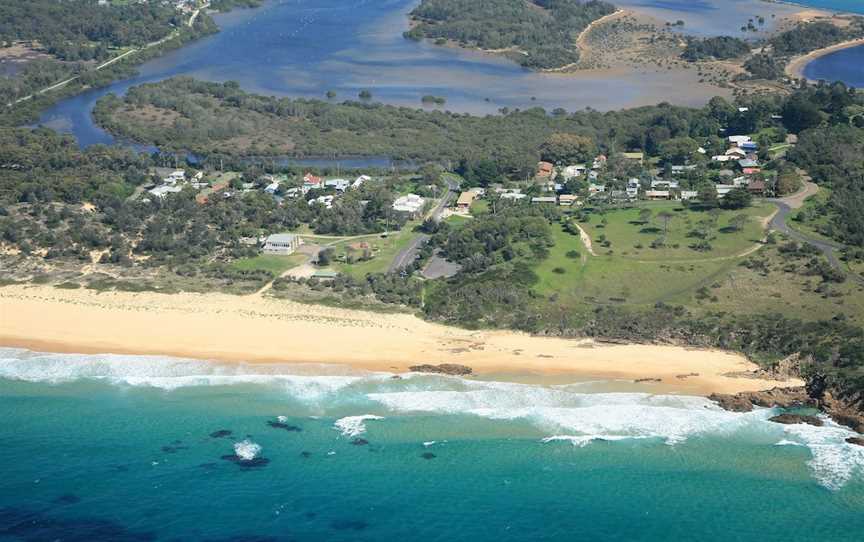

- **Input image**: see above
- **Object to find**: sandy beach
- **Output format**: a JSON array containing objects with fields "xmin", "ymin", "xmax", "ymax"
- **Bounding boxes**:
[
  {"xmin": 0, "ymin": 285, "xmax": 800, "ymax": 394},
  {"xmin": 785, "ymin": 37, "xmax": 864, "ymax": 81}
]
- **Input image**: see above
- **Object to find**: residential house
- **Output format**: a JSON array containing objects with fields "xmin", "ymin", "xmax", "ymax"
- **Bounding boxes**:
[
  {"xmin": 738, "ymin": 158, "xmax": 759, "ymax": 169},
  {"xmin": 263, "ymin": 233, "xmax": 302, "ymax": 255},
  {"xmin": 456, "ymin": 191, "xmax": 477, "ymax": 211},
  {"xmin": 742, "ymin": 167, "xmax": 761, "ymax": 176},
  {"xmin": 679, "ymin": 190, "xmax": 699, "ymax": 201},
  {"xmin": 645, "ymin": 190, "xmax": 671, "ymax": 200},
  {"xmin": 148, "ymin": 185, "xmax": 183, "ymax": 199},
  {"xmin": 728, "ymin": 135, "xmax": 752, "ymax": 146},
  {"xmin": 589, "ymin": 183, "xmax": 606, "ymax": 194},
  {"xmin": 536, "ymin": 161, "xmax": 555, "ymax": 179},
  {"xmin": 303, "ymin": 173, "xmax": 323, "ymax": 192},
  {"xmin": 651, "ymin": 179, "xmax": 679, "ymax": 189},
  {"xmin": 531, "ymin": 196, "xmax": 557, "ymax": 204},
  {"xmin": 725, "ymin": 147, "xmax": 747, "ymax": 158},
  {"xmin": 712, "ymin": 154, "xmax": 734, "ymax": 163},
  {"xmin": 309, "ymin": 195, "xmax": 335, "ymax": 209},
  {"xmin": 325, "ymin": 178, "xmax": 350, "ymax": 192},
  {"xmin": 715, "ymin": 184, "xmax": 736, "ymax": 198},
  {"xmin": 592, "ymin": 154, "xmax": 607, "ymax": 169},
  {"xmin": 558, "ymin": 194, "xmax": 579, "ymax": 207},
  {"xmin": 264, "ymin": 180, "xmax": 280, "ymax": 195},
  {"xmin": 352, "ymin": 175, "xmax": 371, "ymax": 189},
  {"xmin": 670, "ymin": 165, "xmax": 697, "ymax": 175},
  {"xmin": 562, "ymin": 164, "xmax": 586, "ymax": 179},
  {"xmin": 392, "ymin": 194, "xmax": 426, "ymax": 217},
  {"xmin": 740, "ymin": 142, "xmax": 758, "ymax": 153},
  {"xmin": 747, "ymin": 179, "xmax": 767, "ymax": 195},
  {"xmin": 623, "ymin": 152, "xmax": 644, "ymax": 165}
]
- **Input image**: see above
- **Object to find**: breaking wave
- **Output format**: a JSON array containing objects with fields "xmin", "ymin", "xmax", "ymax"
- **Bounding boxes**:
[
  {"xmin": 334, "ymin": 415, "xmax": 385, "ymax": 437},
  {"xmin": 2, "ymin": 348, "xmax": 862, "ymax": 489}
]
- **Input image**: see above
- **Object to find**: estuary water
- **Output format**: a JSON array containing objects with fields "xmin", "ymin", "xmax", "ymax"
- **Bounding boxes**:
[{"xmin": 1, "ymin": 348, "xmax": 863, "ymax": 541}]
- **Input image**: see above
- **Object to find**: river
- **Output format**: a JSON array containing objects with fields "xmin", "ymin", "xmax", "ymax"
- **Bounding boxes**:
[{"xmin": 35, "ymin": 0, "xmax": 860, "ymax": 151}]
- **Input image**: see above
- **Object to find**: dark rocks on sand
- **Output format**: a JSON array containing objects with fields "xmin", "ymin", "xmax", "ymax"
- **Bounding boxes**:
[
  {"xmin": 0, "ymin": 507, "xmax": 156, "ymax": 541},
  {"xmin": 420, "ymin": 452, "xmax": 436, "ymax": 460},
  {"xmin": 300, "ymin": 451, "xmax": 312, "ymax": 458},
  {"xmin": 409, "ymin": 363, "xmax": 472, "ymax": 376},
  {"xmin": 161, "ymin": 444, "xmax": 188, "ymax": 454},
  {"xmin": 267, "ymin": 421, "xmax": 302, "ymax": 432},
  {"xmin": 220, "ymin": 455, "xmax": 270, "ymax": 468},
  {"xmin": 769, "ymin": 413, "xmax": 824, "ymax": 427},
  {"xmin": 351, "ymin": 438, "xmax": 369, "ymax": 446},
  {"xmin": 846, "ymin": 437, "xmax": 864, "ymax": 446},
  {"xmin": 709, "ymin": 387, "xmax": 814, "ymax": 413},
  {"xmin": 209, "ymin": 430, "xmax": 233, "ymax": 439},
  {"xmin": 634, "ymin": 378, "xmax": 662, "ymax": 383},
  {"xmin": 675, "ymin": 372, "xmax": 699, "ymax": 379}
]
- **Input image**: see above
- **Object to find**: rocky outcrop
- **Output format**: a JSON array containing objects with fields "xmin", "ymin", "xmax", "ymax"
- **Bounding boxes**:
[
  {"xmin": 409, "ymin": 363, "xmax": 473, "ymax": 376},
  {"xmin": 846, "ymin": 437, "xmax": 864, "ymax": 447},
  {"xmin": 709, "ymin": 386, "xmax": 814, "ymax": 413},
  {"xmin": 817, "ymin": 391, "xmax": 864, "ymax": 434},
  {"xmin": 769, "ymin": 413, "xmax": 823, "ymax": 427}
]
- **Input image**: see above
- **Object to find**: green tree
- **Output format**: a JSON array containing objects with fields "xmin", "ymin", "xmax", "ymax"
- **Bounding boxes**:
[{"xmin": 539, "ymin": 133, "xmax": 596, "ymax": 165}]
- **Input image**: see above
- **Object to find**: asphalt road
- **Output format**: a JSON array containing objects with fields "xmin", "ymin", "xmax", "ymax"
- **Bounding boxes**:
[{"xmin": 388, "ymin": 177, "xmax": 459, "ymax": 274}]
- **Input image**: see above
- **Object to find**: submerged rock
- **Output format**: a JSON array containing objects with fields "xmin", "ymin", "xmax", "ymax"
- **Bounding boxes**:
[
  {"xmin": 267, "ymin": 421, "xmax": 302, "ymax": 432},
  {"xmin": 330, "ymin": 519, "xmax": 368, "ymax": 531},
  {"xmin": 300, "ymin": 451, "xmax": 312, "ymax": 458},
  {"xmin": 350, "ymin": 438, "xmax": 369, "ymax": 446},
  {"xmin": 220, "ymin": 455, "xmax": 270, "ymax": 468},
  {"xmin": 209, "ymin": 430, "xmax": 233, "ymax": 439},
  {"xmin": 769, "ymin": 414, "xmax": 824, "ymax": 427},
  {"xmin": 420, "ymin": 452, "xmax": 436, "ymax": 460},
  {"xmin": 409, "ymin": 363, "xmax": 472, "ymax": 376},
  {"xmin": 53, "ymin": 494, "xmax": 81, "ymax": 505}
]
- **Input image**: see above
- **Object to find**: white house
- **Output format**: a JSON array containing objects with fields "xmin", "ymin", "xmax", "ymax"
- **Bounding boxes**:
[
  {"xmin": 264, "ymin": 181, "xmax": 280, "ymax": 195},
  {"xmin": 679, "ymin": 190, "xmax": 699, "ymax": 201},
  {"xmin": 325, "ymin": 178, "xmax": 350, "ymax": 192},
  {"xmin": 309, "ymin": 195, "xmax": 335, "ymax": 209},
  {"xmin": 562, "ymin": 164, "xmax": 586, "ymax": 179},
  {"xmin": 392, "ymin": 194, "xmax": 426, "ymax": 217},
  {"xmin": 263, "ymin": 233, "xmax": 302, "ymax": 255},
  {"xmin": 148, "ymin": 185, "xmax": 183, "ymax": 199},
  {"xmin": 352, "ymin": 175, "xmax": 371, "ymax": 189},
  {"xmin": 728, "ymin": 135, "xmax": 752, "ymax": 146}
]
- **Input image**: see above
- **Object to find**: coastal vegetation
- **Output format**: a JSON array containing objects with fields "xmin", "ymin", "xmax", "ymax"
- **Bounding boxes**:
[
  {"xmin": 404, "ymin": 0, "xmax": 616, "ymax": 69},
  {"xmin": 681, "ymin": 36, "xmax": 750, "ymax": 62}
]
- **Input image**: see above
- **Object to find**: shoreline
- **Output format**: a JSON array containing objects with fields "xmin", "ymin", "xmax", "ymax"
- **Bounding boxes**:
[
  {"xmin": 785, "ymin": 37, "xmax": 864, "ymax": 81},
  {"xmin": 0, "ymin": 285, "xmax": 800, "ymax": 395}
]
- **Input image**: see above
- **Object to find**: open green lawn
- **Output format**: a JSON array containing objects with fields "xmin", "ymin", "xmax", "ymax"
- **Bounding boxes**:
[
  {"xmin": 470, "ymin": 199, "xmax": 490, "ymax": 215},
  {"xmin": 445, "ymin": 214, "xmax": 471, "ymax": 226},
  {"xmin": 231, "ymin": 254, "xmax": 306, "ymax": 276},
  {"xmin": 580, "ymin": 202, "xmax": 773, "ymax": 262},
  {"xmin": 534, "ymin": 223, "xmax": 587, "ymax": 296},
  {"xmin": 333, "ymin": 225, "xmax": 422, "ymax": 278}
]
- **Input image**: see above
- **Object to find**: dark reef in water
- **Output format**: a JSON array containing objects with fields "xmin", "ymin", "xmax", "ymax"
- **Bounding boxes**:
[
  {"xmin": 300, "ymin": 451, "xmax": 312, "ymax": 458},
  {"xmin": 0, "ymin": 507, "xmax": 156, "ymax": 541},
  {"xmin": 351, "ymin": 438, "xmax": 369, "ymax": 446},
  {"xmin": 210, "ymin": 429, "xmax": 233, "ymax": 438},
  {"xmin": 221, "ymin": 454, "xmax": 270, "ymax": 468},
  {"xmin": 421, "ymin": 452, "xmax": 436, "ymax": 460},
  {"xmin": 330, "ymin": 519, "xmax": 368, "ymax": 531},
  {"xmin": 53, "ymin": 494, "xmax": 81, "ymax": 505},
  {"xmin": 161, "ymin": 444, "xmax": 189, "ymax": 453},
  {"xmin": 267, "ymin": 421, "xmax": 302, "ymax": 432}
]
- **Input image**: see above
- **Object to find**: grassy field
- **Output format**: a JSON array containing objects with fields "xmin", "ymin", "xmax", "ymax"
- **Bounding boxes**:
[
  {"xmin": 787, "ymin": 187, "xmax": 837, "ymax": 245},
  {"xmin": 333, "ymin": 226, "xmax": 422, "ymax": 278},
  {"xmin": 231, "ymin": 254, "xmax": 306, "ymax": 276},
  {"xmin": 579, "ymin": 202, "xmax": 773, "ymax": 262}
]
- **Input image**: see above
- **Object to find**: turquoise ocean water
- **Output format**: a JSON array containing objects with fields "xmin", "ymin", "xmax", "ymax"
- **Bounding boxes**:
[{"xmin": 1, "ymin": 348, "xmax": 863, "ymax": 541}]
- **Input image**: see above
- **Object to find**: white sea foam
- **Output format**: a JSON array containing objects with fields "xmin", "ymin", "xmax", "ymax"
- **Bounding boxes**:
[
  {"xmin": 277, "ymin": 415, "xmax": 288, "ymax": 423},
  {"xmin": 779, "ymin": 419, "xmax": 864, "ymax": 490},
  {"xmin": 774, "ymin": 439, "xmax": 805, "ymax": 447},
  {"xmin": 0, "ymin": 349, "xmax": 373, "ymax": 399},
  {"xmin": 334, "ymin": 415, "xmax": 384, "ymax": 437},
  {"xmin": 542, "ymin": 435, "xmax": 646, "ymax": 447},
  {"xmin": 234, "ymin": 439, "xmax": 262, "ymax": 461}
]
